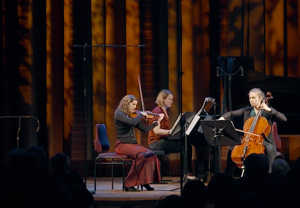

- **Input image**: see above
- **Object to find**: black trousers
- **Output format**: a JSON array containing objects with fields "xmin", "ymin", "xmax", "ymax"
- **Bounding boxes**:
[{"xmin": 149, "ymin": 133, "xmax": 211, "ymax": 178}]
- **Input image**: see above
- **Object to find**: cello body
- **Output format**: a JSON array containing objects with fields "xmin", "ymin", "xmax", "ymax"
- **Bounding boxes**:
[{"xmin": 231, "ymin": 116, "xmax": 271, "ymax": 168}]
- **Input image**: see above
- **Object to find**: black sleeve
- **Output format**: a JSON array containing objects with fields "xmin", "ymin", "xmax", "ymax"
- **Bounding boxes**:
[
  {"xmin": 114, "ymin": 110, "xmax": 143, "ymax": 126},
  {"xmin": 136, "ymin": 120, "xmax": 158, "ymax": 133},
  {"xmin": 222, "ymin": 107, "xmax": 248, "ymax": 120},
  {"xmin": 268, "ymin": 107, "xmax": 288, "ymax": 122}
]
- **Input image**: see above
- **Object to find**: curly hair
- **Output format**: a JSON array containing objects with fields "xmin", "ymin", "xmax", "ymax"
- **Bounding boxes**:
[{"xmin": 117, "ymin": 94, "xmax": 137, "ymax": 115}]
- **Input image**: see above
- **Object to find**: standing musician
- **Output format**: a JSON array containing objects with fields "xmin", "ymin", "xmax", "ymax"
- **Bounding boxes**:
[
  {"xmin": 147, "ymin": 89, "xmax": 211, "ymax": 181},
  {"xmin": 114, "ymin": 94, "xmax": 163, "ymax": 191},
  {"xmin": 219, "ymin": 88, "xmax": 287, "ymax": 175}
]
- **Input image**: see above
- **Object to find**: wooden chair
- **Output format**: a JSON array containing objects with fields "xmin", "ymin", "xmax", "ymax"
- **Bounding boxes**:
[{"xmin": 93, "ymin": 124, "xmax": 131, "ymax": 193}]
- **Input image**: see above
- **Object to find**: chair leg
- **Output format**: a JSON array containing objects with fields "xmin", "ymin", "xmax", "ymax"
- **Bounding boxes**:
[
  {"xmin": 111, "ymin": 164, "xmax": 114, "ymax": 190},
  {"xmin": 122, "ymin": 162, "xmax": 125, "ymax": 191},
  {"xmin": 94, "ymin": 160, "xmax": 97, "ymax": 194}
]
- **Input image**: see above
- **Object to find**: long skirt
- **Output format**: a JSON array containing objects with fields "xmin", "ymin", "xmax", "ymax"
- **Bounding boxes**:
[{"xmin": 114, "ymin": 141, "xmax": 161, "ymax": 187}]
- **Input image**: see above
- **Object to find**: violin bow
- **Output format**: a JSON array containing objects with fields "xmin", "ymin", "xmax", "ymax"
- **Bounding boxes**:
[{"xmin": 137, "ymin": 75, "xmax": 145, "ymax": 112}]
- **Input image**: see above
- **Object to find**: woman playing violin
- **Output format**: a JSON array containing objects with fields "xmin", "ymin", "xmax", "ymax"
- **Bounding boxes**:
[
  {"xmin": 114, "ymin": 94, "xmax": 163, "ymax": 191},
  {"xmin": 219, "ymin": 88, "xmax": 287, "ymax": 175}
]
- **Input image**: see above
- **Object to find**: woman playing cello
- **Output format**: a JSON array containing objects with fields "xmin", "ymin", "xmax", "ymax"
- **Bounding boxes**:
[{"xmin": 219, "ymin": 88, "xmax": 287, "ymax": 175}]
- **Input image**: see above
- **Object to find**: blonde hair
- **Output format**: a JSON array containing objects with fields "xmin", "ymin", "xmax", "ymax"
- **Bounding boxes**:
[
  {"xmin": 155, "ymin": 89, "xmax": 173, "ymax": 107},
  {"xmin": 249, "ymin": 88, "xmax": 265, "ymax": 100},
  {"xmin": 117, "ymin": 95, "xmax": 137, "ymax": 115}
]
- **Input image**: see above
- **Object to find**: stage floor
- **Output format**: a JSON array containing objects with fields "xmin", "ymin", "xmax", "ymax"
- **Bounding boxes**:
[{"xmin": 86, "ymin": 177, "xmax": 181, "ymax": 208}]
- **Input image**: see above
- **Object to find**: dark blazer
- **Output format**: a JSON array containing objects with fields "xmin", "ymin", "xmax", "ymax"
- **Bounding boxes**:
[{"xmin": 114, "ymin": 109, "xmax": 157, "ymax": 144}]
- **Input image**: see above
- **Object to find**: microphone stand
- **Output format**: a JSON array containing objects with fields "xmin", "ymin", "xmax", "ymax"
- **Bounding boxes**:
[{"xmin": 0, "ymin": 115, "xmax": 40, "ymax": 148}]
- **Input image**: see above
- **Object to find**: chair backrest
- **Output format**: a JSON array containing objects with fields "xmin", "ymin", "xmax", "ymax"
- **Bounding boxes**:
[{"xmin": 94, "ymin": 124, "xmax": 110, "ymax": 153}]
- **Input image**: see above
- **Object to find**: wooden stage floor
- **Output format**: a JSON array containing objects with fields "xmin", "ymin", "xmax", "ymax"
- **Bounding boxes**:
[{"xmin": 86, "ymin": 177, "xmax": 181, "ymax": 208}]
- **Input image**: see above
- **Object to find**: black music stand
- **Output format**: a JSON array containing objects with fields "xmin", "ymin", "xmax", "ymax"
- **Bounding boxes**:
[{"xmin": 199, "ymin": 120, "xmax": 241, "ymax": 174}]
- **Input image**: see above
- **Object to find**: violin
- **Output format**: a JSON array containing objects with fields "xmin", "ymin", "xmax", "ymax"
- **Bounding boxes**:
[
  {"xmin": 144, "ymin": 111, "xmax": 161, "ymax": 119},
  {"xmin": 231, "ymin": 91, "xmax": 273, "ymax": 169},
  {"xmin": 130, "ymin": 110, "xmax": 161, "ymax": 119}
]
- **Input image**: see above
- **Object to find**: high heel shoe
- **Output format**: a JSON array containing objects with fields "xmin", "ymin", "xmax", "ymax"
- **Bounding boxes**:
[
  {"xmin": 124, "ymin": 186, "xmax": 140, "ymax": 192},
  {"xmin": 141, "ymin": 184, "xmax": 154, "ymax": 191}
]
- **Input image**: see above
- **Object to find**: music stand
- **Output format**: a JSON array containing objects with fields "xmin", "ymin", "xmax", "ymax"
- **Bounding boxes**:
[
  {"xmin": 186, "ymin": 97, "xmax": 215, "ymax": 136},
  {"xmin": 200, "ymin": 120, "xmax": 241, "ymax": 174}
]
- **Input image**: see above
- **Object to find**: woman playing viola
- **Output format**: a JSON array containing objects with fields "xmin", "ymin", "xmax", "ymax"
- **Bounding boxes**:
[
  {"xmin": 114, "ymin": 94, "xmax": 163, "ymax": 191},
  {"xmin": 219, "ymin": 88, "xmax": 287, "ymax": 175}
]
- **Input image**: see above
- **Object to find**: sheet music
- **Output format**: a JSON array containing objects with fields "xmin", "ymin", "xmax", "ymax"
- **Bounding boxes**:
[
  {"xmin": 185, "ymin": 97, "xmax": 215, "ymax": 136},
  {"xmin": 185, "ymin": 101, "xmax": 207, "ymax": 135},
  {"xmin": 185, "ymin": 114, "xmax": 201, "ymax": 135},
  {"xmin": 169, "ymin": 113, "xmax": 182, "ymax": 135}
]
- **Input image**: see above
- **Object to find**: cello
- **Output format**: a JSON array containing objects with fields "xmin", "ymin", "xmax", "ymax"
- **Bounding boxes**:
[{"xmin": 231, "ymin": 92, "xmax": 273, "ymax": 170}]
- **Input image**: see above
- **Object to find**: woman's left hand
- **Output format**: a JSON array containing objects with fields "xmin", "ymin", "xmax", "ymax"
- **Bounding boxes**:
[{"xmin": 260, "ymin": 102, "xmax": 271, "ymax": 112}]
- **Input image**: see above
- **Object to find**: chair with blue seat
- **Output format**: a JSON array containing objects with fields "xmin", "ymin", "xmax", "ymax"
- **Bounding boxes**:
[{"xmin": 93, "ymin": 124, "xmax": 132, "ymax": 193}]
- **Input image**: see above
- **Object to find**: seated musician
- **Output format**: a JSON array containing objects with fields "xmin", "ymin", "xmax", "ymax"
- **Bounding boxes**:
[
  {"xmin": 147, "ymin": 89, "xmax": 211, "ymax": 181},
  {"xmin": 219, "ymin": 88, "xmax": 287, "ymax": 175},
  {"xmin": 114, "ymin": 94, "xmax": 162, "ymax": 191}
]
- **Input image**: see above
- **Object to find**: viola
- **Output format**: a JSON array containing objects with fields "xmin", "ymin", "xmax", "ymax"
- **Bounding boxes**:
[{"xmin": 231, "ymin": 92, "xmax": 273, "ymax": 169}]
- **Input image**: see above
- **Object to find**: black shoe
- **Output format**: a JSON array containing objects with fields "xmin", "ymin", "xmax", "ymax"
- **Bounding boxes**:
[
  {"xmin": 141, "ymin": 184, "xmax": 154, "ymax": 191},
  {"xmin": 124, "ymin": 186, "xmax": 140, "ymax": 192}
]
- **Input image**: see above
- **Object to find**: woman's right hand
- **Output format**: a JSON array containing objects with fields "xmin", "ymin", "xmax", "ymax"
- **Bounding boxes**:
[{"xmin": 157, "ymin": 113, "xmax": 164, "ymax": 122}]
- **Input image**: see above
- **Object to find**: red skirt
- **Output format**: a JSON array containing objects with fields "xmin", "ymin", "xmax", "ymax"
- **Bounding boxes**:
[{"xmin": 114, "ymin": 140, "xmax": 161, "ymax": 187}]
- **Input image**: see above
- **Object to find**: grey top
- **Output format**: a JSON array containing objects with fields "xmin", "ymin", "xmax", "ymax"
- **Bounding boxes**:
[{"xmin": 114, "ymin": 109, "xmax": 158, "ymax": 144}]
